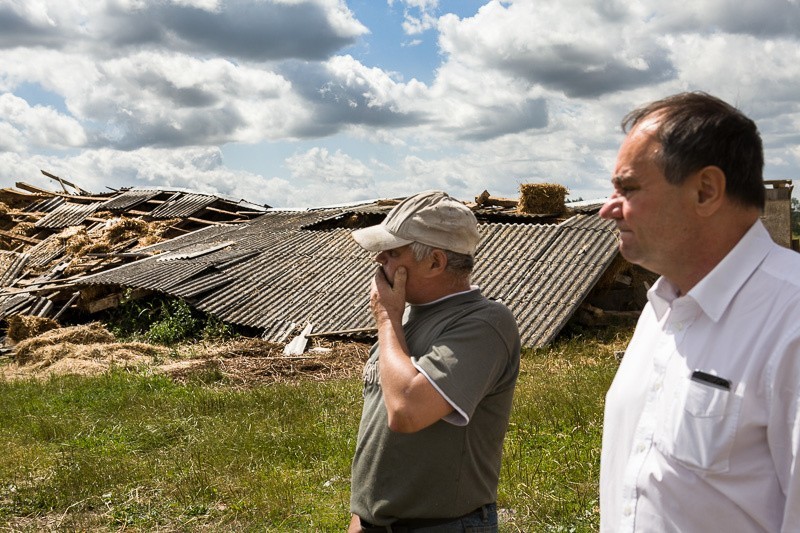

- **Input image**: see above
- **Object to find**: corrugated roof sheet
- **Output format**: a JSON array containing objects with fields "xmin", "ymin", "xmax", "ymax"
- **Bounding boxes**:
[
  {"xmin": 0, "ymin": 293, "xmax": 53, "ymax": 320},
  {"xmin": 79, "ymin": 207, "xmax": 618, "ymax": 347},
  {"xmin": 100, "ymin": 189, "xmax": 161, "ymax": 211},
  {"xmin": 34, "ymin": 202, "xmax": 99, "ymax": 229},
  {"xmin": 148, "ymin": 193, "xmax": 217, "ymax": 219},
  {"xmin": 24, "ymin": 234, "xmax": 66, "ymax": 269},
  {"xmin": 23, "ymin": 196, "xmax": 64, "ymax": 214},
  {"xmin": 0, "ymin": 252, "xmax": 29, "ymax": 286}
]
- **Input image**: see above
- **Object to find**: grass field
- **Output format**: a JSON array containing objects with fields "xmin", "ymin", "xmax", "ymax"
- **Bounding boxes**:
[{"xmin": 0, "ymin": 326, "xmax": 629, "ymax": 531}]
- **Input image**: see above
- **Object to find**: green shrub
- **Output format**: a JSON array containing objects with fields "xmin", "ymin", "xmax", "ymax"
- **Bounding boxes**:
[{"xmin": 105, "ymin": 290, "xmax": 236, "ymax": 345}]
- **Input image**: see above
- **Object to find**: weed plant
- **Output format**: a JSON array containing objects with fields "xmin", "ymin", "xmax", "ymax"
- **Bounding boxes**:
[
  {"xmin": 104, "ymin": 290, "xmax": 236, "ymax": 345},
  {"xmin": 0, "ymin": 326, "xmax": 631, "ymax": 531}
]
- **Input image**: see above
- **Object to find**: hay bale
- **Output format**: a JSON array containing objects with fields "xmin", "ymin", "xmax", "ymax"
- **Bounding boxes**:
[
  {"xmin": 105, "ymin": 217, "xmax": 149, "ymax": 243},
  {"xmin": 6, "ymin": 315, "xmax": 60, "ymax": 343},
  {"xmin": 13, "ymin": 323, "xmax": 115, "ymax": 364},
  {"xmin": 518, "ymin": 183, "xmax": 569, "ymax": 215}
]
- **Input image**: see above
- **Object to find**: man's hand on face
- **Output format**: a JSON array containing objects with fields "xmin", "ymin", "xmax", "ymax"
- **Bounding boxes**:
[{"xmin": 370, "ymin": 265, "xmax": 407, "ymax": 326}]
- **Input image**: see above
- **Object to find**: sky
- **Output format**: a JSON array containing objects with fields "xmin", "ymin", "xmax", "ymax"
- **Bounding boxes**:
[{"xmin": 1, "ymin": 0, "xmax": 799, "ymax": 208}]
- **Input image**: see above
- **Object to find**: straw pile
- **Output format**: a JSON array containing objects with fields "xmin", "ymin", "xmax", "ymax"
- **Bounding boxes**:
[
  {"xmin": 518, "ymin": 183, "xmax": 569, "ymax": 215},
  {"xmin": 12, "ymin": 322, "xmax": 117, "ymax": 364},
  {"xmin": 6, "ymin": 315, "xmax": 60, "ymax": 343}
]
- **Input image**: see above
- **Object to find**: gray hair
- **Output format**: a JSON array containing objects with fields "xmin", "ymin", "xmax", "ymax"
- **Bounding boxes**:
[{"xmin": 410, "ymin": 242, "xmax": 474, "ymax": 278}]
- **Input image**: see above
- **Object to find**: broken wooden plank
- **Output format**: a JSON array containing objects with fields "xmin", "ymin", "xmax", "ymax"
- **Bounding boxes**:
[
  {"xmin": 84, "ymin": 288, "xmax": 150, "ymax": 314},
  {"xmin": 306, "ymin": 327, "xmax": 377, "ymax": 337},
  {"xmin": 15, "ymin": 182, "xmax": 107, "ymax": 201},
  {"xmin": 204, "ymin": 205, "xmax": 243, "ymax": 217},
  {"xmin": 52, "ymin": 291, "xmax": 81, "ymax": 320},
  {"xmin": 41, "ymin": 170, "xmax": 90, "ymax": 195},
  {"xmin": 475, "ymin": 190, "xmax": 518, "ymax": 208},
  {"xmin": 0, "ymin": 229, "xmax": 40, "ymax": 245},
  {"xmin": 187, "ymin": 216, "xmax": 224, "ymax": 226}
]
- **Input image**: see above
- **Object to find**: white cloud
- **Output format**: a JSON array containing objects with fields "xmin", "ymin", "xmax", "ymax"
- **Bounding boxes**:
[
  {"xmin": 0, "ymin": 120, "xmax": 25, "ymax": 153},
  {"xmin": 0, "ymin": 146, "xmax": 291, "ymax": 206},
  {"xmin": 0, "ymin": 92, "xmax": 86, "ymax": 149},
  {"xmin": 2, "ymin": 0, "xmax": 800, "ymax": 207},
  {"xmin": 389, "ymin": 0, "xmax": 440, "ymax": 35},
  {"xmin": 283, "ymin": 146, "xmax": 377, "ymax": 204},
  {"xmin": 437, "ymin": 0, "xmax": 674, "ymax": 97}
]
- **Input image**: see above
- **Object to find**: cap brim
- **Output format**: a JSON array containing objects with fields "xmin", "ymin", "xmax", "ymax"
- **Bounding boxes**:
[{"xmin": 351, "ymin": 225, "xmax": 413, "ymax": 252}]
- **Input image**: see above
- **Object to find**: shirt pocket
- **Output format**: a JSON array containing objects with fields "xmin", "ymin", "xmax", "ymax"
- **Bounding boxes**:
[{"xmin": 656, "ymin": 375, "xmax": 743, "ymax": 473}]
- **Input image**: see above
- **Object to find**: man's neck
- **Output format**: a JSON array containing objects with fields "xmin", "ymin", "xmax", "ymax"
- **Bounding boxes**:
[{"xmin": 668, "ymin": 210, "xmax": 759, "ymax": 295}]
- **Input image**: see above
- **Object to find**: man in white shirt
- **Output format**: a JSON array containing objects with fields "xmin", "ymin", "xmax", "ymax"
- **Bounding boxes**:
[{"xmin": 598, "ymin": 92, "xmax": 800, "ymax": 532}]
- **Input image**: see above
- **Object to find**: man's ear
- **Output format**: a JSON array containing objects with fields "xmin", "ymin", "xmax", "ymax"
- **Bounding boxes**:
[
  {"xmin": 426, "ymin": 249, "xmax": 448, "ymax": 276},
  {"xmin": 694, "ymin": 165, "xmax": 726, "ymax": 217}
]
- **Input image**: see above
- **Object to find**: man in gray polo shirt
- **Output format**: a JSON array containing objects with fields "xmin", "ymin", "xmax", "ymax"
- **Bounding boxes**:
[{"xmin": 348, "ymin": 190, "xmax": 521, "ymax": 532}]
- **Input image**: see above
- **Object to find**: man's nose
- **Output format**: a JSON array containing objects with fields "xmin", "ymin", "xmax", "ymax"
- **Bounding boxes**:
[
  {"xmin": 599, "ymin": 193, "xmax": 622, "ymax": 220},
  {"xmin": 374, "ymin": 251, "xmax": 387, "ymax": 264}
]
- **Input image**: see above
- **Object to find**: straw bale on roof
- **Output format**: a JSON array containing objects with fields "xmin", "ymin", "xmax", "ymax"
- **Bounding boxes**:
[{"xmin": 518, "ymin": 183, "xmax": 569, "ymax": 215}]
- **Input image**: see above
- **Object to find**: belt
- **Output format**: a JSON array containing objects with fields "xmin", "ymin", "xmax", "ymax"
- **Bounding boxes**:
[{"xmin": 359, "ymin": 504, "xmax": 491, "ymax": 532}]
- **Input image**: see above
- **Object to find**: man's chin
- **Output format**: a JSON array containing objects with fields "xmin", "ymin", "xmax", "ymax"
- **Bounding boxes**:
[{"xmin": 617, "ymin": 241, "xmax": 640, "ymax": 264}]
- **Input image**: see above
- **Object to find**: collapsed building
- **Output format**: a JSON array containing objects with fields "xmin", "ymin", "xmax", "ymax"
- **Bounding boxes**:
[{"xmin": 1, "ymin": 172, "xmax": 793, "ymax": 351}]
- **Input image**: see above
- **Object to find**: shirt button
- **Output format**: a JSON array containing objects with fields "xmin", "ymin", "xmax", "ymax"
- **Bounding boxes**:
[
  {"xmin": 624, "ymin": 504, "xmax": 633, "ymax": 516},
  {"xmin": 636, "ymin": 443, "xmax": 646, "ymax": 453}
]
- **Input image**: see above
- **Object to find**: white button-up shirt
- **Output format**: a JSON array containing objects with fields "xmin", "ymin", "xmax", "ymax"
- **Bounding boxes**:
[{"xmin": 600, "ymin": 220, "xmax": 800, "ymax": 532}]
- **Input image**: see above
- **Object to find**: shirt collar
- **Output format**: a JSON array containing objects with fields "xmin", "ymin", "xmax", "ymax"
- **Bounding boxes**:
[
  {"xmin": 413, "ymin": 285, "xmax": 480, "ymax": 307},
  {"xmin": 648, "ymin": 219, "xmax": 772, "ymax": 322}
]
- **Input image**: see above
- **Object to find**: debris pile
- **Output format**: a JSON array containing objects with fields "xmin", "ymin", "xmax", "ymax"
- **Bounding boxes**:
[
  {"xmin": 0, "ymin": 170, "xmax": 268, "ymax": 324},
  {"xmin": 2, "ymin": 320, "xmax": 370, "ymax": 384}
]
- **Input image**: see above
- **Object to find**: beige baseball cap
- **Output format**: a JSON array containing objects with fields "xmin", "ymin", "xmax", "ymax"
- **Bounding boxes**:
[{"xmin": 351, "ymin": 190, "xmax": 479, "ymax": 255}]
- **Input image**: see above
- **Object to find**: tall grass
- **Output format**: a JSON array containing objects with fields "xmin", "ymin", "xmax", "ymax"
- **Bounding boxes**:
[{"xmin": 0, "ymin": 326, "xmax": 629, "ymax": 531}]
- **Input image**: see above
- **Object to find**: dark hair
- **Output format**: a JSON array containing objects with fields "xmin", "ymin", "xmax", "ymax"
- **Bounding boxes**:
[{"xmin": 622, "ymin": 91, "xmax": 765, "ymax": 209}]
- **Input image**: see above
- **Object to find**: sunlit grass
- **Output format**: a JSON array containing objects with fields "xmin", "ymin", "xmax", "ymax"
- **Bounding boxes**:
[{"xmin": 0, "ymin": 326, "xmax": 630, "ymax": 531}]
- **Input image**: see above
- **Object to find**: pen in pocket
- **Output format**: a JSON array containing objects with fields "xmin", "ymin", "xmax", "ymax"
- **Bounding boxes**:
[{"xmin": 691, "ymin": 370, "xmax": 731, "ymax": 390}]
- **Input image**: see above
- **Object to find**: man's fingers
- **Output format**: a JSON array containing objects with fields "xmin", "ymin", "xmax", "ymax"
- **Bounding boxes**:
[{"xmin": 393, "ymin": 267, "xmax": 407, "ymax": 292}]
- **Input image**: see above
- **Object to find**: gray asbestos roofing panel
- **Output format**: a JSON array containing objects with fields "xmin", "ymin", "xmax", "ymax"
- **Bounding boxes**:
[
  {"xmin": 148, "ymin": 193, "xmax": 217, "ymax": 219},
  {"xmin": 34, "ymin": 202, "xmax": 99, "ymax": 229},
  {"xmin": 77, "ymin": 207, "xmax": 618, "ymax": 347},
  {"xmin": 100, "ymin": 190, "xmax": 161, "ymax": 211},
  {"xmin": 0, "ymin": 251, "xmax": 29, "ymax": 286},
  {"xmin": 24, "ymin": 196, "xmax": 64, "ymax": 213}
]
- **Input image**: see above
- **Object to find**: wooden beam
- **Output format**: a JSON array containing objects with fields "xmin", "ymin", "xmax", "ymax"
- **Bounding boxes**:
[
  {"xmin": 203, "ymin": 205, "xmax": 242, "ymax": 217},
  {"xmin": 84, "ymin": 288, "xmax": 150, "ymax": 313},
  {"xmin": 187, "ymin": 216, "xmax": 223, "ymax": 226},
  {"xmin": 41, "ymin": 170, "xmax": 90, "ymax": 195},
  {"xmin": 475, "ymin": 190, "xmax": 518, "ymax": 208},
  {"xmin": 52, "ymin": 291, "xmax": 81, "ymax": 320},
  {"xmin": 14, "ymin": 182, "xmax": 107, "ymax": 201},
  {"xmin": 306, "ymin": 327, "xmax": 377, "ymax": 337},
  {"xmin": 14, "ymin": 182, "xmax": 54, "ymax": 196},
  {"xmin": 0, "ymin": 228, "xmax": 40, "ymax": 245}
]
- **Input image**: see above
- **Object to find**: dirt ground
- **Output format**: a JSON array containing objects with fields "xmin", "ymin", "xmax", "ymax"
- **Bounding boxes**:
[{"xmin": 1, "ymin": 320, "xmax": 371, "ymax": 386}]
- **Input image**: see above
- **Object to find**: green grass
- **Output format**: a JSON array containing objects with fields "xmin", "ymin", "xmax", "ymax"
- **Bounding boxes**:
[{"xmin": 0, "ymin": 327, "xmax": 629, "ymax": 531}]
